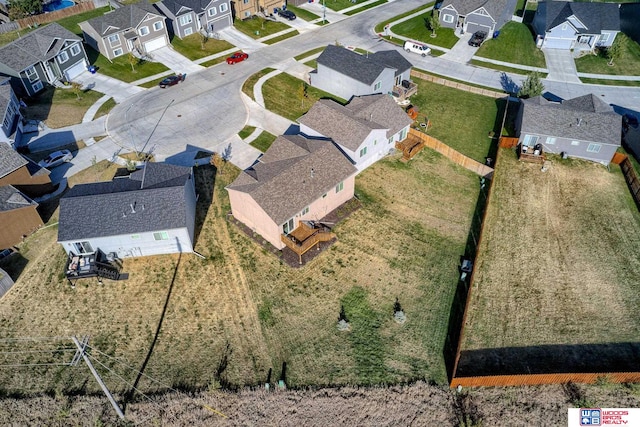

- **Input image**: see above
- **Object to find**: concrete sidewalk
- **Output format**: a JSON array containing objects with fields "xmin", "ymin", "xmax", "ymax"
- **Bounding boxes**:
[
  {"xmin": 152, "ymin": 46, "xmax": 205, "ymax": 74},
  {"xmin": 74, "ymin": 71, "xmax": 145, "ymax": 103}
]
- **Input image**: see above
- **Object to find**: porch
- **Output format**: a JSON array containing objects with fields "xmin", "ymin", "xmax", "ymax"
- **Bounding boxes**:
[
  {"xmin": 396, "ymin": 131, "xmax": 427, "ymax": 162},
  {"xmin": 281, "ymin": 221, "xmax": 335, "ymax": 265},
  {"xmin": 65, "ymin": 248, "xmax": 128, "ymax": 284},
  {"xmin": 392, "ymin": 80, "xmax": 418, "ymax": 101},
  {"xmin": 518, "ymin": 143, "xmax": 545, "ymax": 164}
]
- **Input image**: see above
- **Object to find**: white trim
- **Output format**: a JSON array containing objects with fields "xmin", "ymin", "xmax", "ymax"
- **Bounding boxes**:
[
  {"xmin": 70, "ymin": 44, "xmax": 81, "ymax": 56},
  {"xmin": 219, "ymin": 3, "xmax": 228, "ymax": 12},
  {"xmin": 208, "ymin": 6, "xmax": 217, "ymax": 16},
  {"xmin": 32, "ymin": 80, "xmax": 43, "ymax": 92},
  {"xmin": 25, "ymin": 66, "xmax": 38, "ymax": 82},
  {"xmin": 139, "ymin": 26, "xmax": 150, "ymax": 36},
  {"xmin": 108, "ymin": 34, "xmax": 120, "ymax": 47},
  {"xmin": 58, "ymin": 50, "xmax": 69, "ymax": 63},
  {"xmin": 153, "ymin": 21, "xmax": 163, "ymax": 31},
  {"xmin": 443, "ymin": 14, "xmax": 454, "ymax": 24},
  {"xmin": 184, "ymin": 27, "xmax": 193, "ymax": 35},
  {"xmin": 113, "ymin": 47, "xmax": 124, "ymax": 57},
  {"xmin": 179, "ymin": 14, "xmax": 193, "ymax": 26}
]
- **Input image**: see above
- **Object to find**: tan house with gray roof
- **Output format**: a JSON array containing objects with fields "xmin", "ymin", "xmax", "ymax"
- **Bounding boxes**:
[
  {"xmin": 226, "ymin": 135, "xmax": 357, "ymax": 250},
  {"xmin": 298, "ymin": 94, "xmax": 413, "ymax": 172}
]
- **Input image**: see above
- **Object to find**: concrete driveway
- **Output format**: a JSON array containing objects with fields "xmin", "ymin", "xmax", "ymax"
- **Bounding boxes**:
[
  {"xmin": 440, "ymin": 32, "xmax": 476, "ymax": 63},
  {"xmin": 542, "ymin": 48, "xmax": 581, "ymax": 83},
  {"xmin": 73, "ymin": 71, "xmax": 145, "ymax": 103},
  {"xmin": 218, "ymin": 27, "xmax": 266, "ymax": 52},
  {"xmin": 151, "ymin": 46, "xmax": 204, "ymax": 74}
]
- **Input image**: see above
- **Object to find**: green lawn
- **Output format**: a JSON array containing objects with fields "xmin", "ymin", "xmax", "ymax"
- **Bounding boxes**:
[
  {"xmin": 238, "ymin": 125, "xmax": 256, "ymax": 139},
  {"xmin": 200, "ymin": 56, "xmax": 227, "ymax": 67},
  {"xmin": 264, "ymin": 30, "xmax": 299, "ymax": 45},
  {"xmin": 392, "ymin": 14, "xmax": 458, "ymax": 49},
  {"xmin": 580, "ymin": 78, "xmax": 640, "ymax": 87},
  {"xmin": 87, "ymin": 48, "xmax": 169, "ymax": 83},
  {"xmin": 410, "ymin": 78, "xmax": 500, "ymax": 163},
  {"xmin": 374, "ymin": 3, "xmax": 434, "ymax": 33},
  {"xmin": 286, "ymin": 4, "xmax": 319, "ymax": 21},
  {"xmin": 295, "ymin": 46, "xmax": 326, "ymax": 61},
  {"xmin": 94, "ymin": 97, "xmax": 117, "ymax": 119},
  {"xmin": 170, "ymin": 34, "xmax": 234, "ymax": 60},
  {"xmin": 242, "ymin": 67, "xmax": 276, "ymax": 100},
  {"xmin": 475, "ymin": 22, "xmax": 546, "ymax": 68},
  {"xmin": 575, "ymin": 34, "xmax": 640, "ymax": 76},
  {"xmin": 344, "ymin": 0, "xmax": 387, "ymax": 16},
  {"xmin": 249, "ymin": 131, "xmax": 277, "ymax": 152},
  {"xmin": 56, "ymin": 6, "xmax": 111, "ymax": 36},
  {"xmin": 234, "ymin": 17, "xmax": 291, "ymax": 39},
  {"xmin": 324, "ymin": 0, "xmax": 368, "ymax": 12},
  {"xmin": 261, "ymin": 73, "xmax": 346, "ymax": 121}
]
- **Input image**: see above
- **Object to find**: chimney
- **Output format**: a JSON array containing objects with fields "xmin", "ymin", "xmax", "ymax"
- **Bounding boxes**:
[{"xmin": 130, "ymin": 202, "xmax": 136, "ymax": 214}]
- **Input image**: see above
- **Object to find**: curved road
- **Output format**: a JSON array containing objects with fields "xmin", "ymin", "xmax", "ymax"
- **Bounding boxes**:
[{"xmin": 107, "ymin": 0, "xmax": 640, "ymax": 160}]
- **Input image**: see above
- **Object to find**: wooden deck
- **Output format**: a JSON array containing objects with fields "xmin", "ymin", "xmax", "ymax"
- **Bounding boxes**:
[
  {"xmin": 396, "ymin": 133, "xmax": 426, "ymax": 162},
  {"xmin": 392, "ymin": 80, "xmax": 418, "ymax": 101},
  {"xmin": 281, "ymin": 222, "xmax": 335, "ymax": 264},
  {"xmin": 518, "ymin": 145, "xmax": 545, "ymax": 164}
]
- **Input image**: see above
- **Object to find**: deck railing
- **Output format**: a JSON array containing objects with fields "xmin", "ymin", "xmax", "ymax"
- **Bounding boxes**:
[{"xmin": 281, "ymin": 223, "xmax": 335, "ymax": 264}]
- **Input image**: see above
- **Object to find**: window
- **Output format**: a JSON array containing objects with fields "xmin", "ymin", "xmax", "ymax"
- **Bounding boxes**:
[
  {"xmin": 31, "ymin": 81, "xmax": 43, "ymax": 92},
  {"xmin": 153, "ymin": 21, "xmax": 163, "ymax": 31},
  {"xmin": 73, "ymin": 241, "xmax": 94, "ymax": 254},
  {"xmin": 359, "ymin": 146, "xmax": 367, "ymax": 157},
  {"xmin": 243, "ymin": 11, "xmax": 251, "ymax": 17},
  {"xmin": 243, "ymin": 0, "xmax": 249, "ymax": 4},
  {"xmin": 25, "ymin": 66, "xmax": 37, "ymax": 82},
  {"xmin": 108, "ymin": 34, "xmax": 120, "ymax": 46},
  {"xmin": 400, "ymin": 128, "xmax": 407, "ymax": 140},
  {"xmin": 184, "ymin": 27, "xmax": 193, "ymax": 36},
  {"xmin": 153, "ymin": 231, "xmax": 169, "ymax": 241},
  {"xmin": 70, "ymin": 44, "xmax": 81, "ymax": 56},
  {"xmin": 443, "ymin": 14, "xmax": 454, "ymax": 24},
  {"xmin": 523, "ymin": 135, "xmax": 539, "ymax": 147},
  {"xmin": 546, "ymin": 137, "xmax": 556, "ymax": 145},
  {"xmin": 139, "ymin": 26, "xmax": 149, "ymax": 36},
  {"xmin": 282, "ymin": 218, "xmax": 294, "ymax": 234},
  {"xmin": 373, "ymin": 139, "xmax": 377, "ymax": 146},
  {"xmin": 58, "ymin": 51, "xmax": 69, "ymax": 63},
  {"xmin": 219, "ymin": 3, "xmax": 228, "ymax": 12},
  {"xmin": 571, "ymin": 141, "xmax": 580, "ymax": 146},
  {"xmin": 113, "ymin": 48, "xmax": 124, "ymax": 57},
  {"xmin": 335, "ymin": 181, "xmax": 344, "ymax": 193},
  {"xmin": 600, "ymin": 33, "xmax": 610, "ymax": 43},
  {"xmin": 587, "ymin": 143, "xmax": 601, "ymax": 153},
  {"xmin": 131, "ymin": 234, "xmax": 140, "ymax": 239},
  {"xmin": 179, "ymin": 14, "xmax": 193, "ymax": 26},
  {"xmin": 374, "ymin": 81, "xmax": 381, "ymax": 91},
  {"xmin": 301, "ymin": 206, "xmax": 309, "ymax": 215},
  {"xmin": 388, "ymin": 137, "xmax": 393, "ymax": 144},
  {"xmin": 208, "ymin": 6, "xmax": 217, "ymax": 16}
]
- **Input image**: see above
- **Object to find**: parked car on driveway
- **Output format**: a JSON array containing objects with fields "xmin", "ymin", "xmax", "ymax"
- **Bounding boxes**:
[
  {"xmin": 38, "ymin": 150, "xmax": 72, "ymax": 169},
  {"xmin": 226, "ymin": 52, "xmax": 249, "ymax": 64},
  {"xmin": 468, "ymin": 31, "xmax": 487, "ymax": 47},
  {"xmin": 277, "ymin": 8, "xmax": 296, "ymax": 20},
  {"xmin": 159, "ymin": 75, "xmax": 183, "ymax": 88}
]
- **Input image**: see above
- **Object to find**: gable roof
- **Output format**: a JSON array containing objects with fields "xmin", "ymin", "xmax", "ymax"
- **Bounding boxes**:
[
  {"xmin": 227, "ymin": 135, "xmax": 357, "ymax": 226},
  {"xmin": 83, "ymin": 2, "xmax": 162, "ymax": 37},
  {"xmin": 0, "ymin": 23, "xmax": 80, "ymax": 74},
  {"xmin": 298, "ymin": 94, "xmax": 413, "ymax": 151},
  {"xmin": 520, "ymin": 94, "xmax": 621, "ymax": 146},
  {"xmin": 367, "ymin": 50, "xmax": 412, "ymax": 78},
  {"xmin": 0, "ymin": 84, "xmax": 14, "ymax": 118},
  {"xmin": 537, "ymin": 1, "xmax": 620, "ymax": 33},
  {"xmin": 158, "ymin": 0, "xmax": 213, "ymax": 16},
  {"xmin": 58, "ymin": 162, "xmax": 192, "ymax": 241},
  {"xmin": 442, "ymin": 0, "xmax": 517, "ymax": 28},
  {"xmin": 0, "ymin": 142, "xmax": 28, "ymax": 179},
  {"xmin": 0, "ymin": 185, "xmax": 37, "ymax": 213},
  {"xmin": 316, "ymin": 45, "xmax": 393, "ymax": 86}
]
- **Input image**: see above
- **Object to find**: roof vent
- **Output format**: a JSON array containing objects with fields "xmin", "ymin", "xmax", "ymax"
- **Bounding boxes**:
[
  {"xmin": 122, "ymin": 212, "xmax": 127, "ymax": 218},
  {"xmin": 311, "ymin": 168, "xmax": 314, "ymax": 178},
  {"xmin": 130, "ymin": 202, "xmax": 136, "ymax": 214},
  {"xmin": 577, "ymin": 118, "xmax": 582, "ymax": 126}
]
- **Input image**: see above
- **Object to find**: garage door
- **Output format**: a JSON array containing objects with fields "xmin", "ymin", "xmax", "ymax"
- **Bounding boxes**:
[
  {"xmin": 466, "ymin": 23, "xmax": 492, "ymax": 35},
  {"xmin": 64, "ymin": 59, "xmax": 87, "ymax": 81},
  {"xmin": 542, "ymin": 37, "xmax": 574, "ymax": 49},
  {"xmin": 144, "ymin": 37, "xmax": 166, "ymax": 52}
]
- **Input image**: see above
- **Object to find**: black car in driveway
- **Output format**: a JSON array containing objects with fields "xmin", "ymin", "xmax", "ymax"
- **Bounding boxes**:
[
  {"xmin": 277, "ymin": 8, "xmax": 296, "ymax": 20},
  {"xmin": 468, "ymin": 31, "xmax": 487, "ymax": 47}
]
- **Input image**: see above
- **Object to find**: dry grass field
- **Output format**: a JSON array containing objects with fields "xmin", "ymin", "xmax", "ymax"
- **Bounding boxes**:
[
  {"xmin": 458, "ymin": 149, "xmax": 640, "ymax": 376},
  {"xmin": 0, "ymin": 149, "xmax": 481, "ymax": 399}
]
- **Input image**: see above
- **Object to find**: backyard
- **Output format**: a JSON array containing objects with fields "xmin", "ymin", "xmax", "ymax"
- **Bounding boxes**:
[{"xmin": 458, "ymin": 149, "xmax": 640, "ymax": 376}]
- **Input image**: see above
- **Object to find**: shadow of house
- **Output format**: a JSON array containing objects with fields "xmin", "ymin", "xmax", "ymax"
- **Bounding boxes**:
[{"xmin": 620, "ymin": 3, "xmax": 640, "ymax": 46}]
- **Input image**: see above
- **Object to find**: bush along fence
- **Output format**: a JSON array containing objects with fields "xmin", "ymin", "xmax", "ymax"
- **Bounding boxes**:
[
  {"xmin": 16, "ymin": 1, "xmax": 95, "ymax": 30},
  {"xmin": 453, "ymin": 372, "xmax": 640, "ymax": 388},
  {"xmin": 408, "ymin": 128, "xmax": 494, "ymax": 178},
  {"xmin": 411, "ymin": 70, "xmax": 505, "ymax": 99}
]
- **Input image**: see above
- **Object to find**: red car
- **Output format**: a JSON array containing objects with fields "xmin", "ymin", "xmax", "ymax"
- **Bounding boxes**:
[{"xmin": 226, "ymin": 52, "xmax": 249, "ymax": 64}]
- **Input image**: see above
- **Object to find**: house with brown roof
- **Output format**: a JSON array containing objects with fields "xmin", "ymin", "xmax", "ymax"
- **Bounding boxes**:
[
  {"xmin": 298, "ymin": 94, "xmax": 413, "ymax": 172},
  {"xmin": 0, "ymin": 142, "xmax": 53, "ymax": 198},
  {"xmin": 0, "ymin": 185, "xmax": 42, "ymax": 249},
  {"xmin": 226, "ymin": 135, "xmax": 357, "ymax": 251}
]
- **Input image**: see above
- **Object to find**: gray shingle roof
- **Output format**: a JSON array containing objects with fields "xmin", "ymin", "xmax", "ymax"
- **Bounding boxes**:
[
  {"xmin": 442, "ymin": 0, "xmax": 517, "ymax": 27},
  {"xmin": 0, "ymin": 185, "xmax": 36, "ymax": 212},
  {"xmin": 298, "ymin": 94, "xmax": 413, "ymax": 151},
  {"xmin": 538, "ymin": 1, "xmax": 620, "ymax": 33},
  {"xmin": 58, "ymin": 163, "xmax": 192, "ymax": 241},
  {"xmin": 158, "ymin": 0, "xmax": 212, "ymax": 16},
  {"xmin": 520, "ymin": 94, "xmax": 621, "ymax": 146},
  {"xmin": 83, "ymin": 2, "xmax": 162, "ymax": 37},
  {"xmin": 316, "ymin": 45, "xmax": 391, "ymax": 85},
  {"xmin": 227, "ymin": 135, "xmax": 357, "ymax": 226},
  {"xmin": 0, "ymin": 23, "xmax": 80, "ymax": 74},
  {"xmin": 0, "ymin": 85, "xmax": 12, "ymax": 121},
  {"xmin": 368, "ymin": 50, "xmax": 413, "ymax": 77},
  {"xmin": 0, "ymin": 142, "xmax": 27, "ymax": 179}
]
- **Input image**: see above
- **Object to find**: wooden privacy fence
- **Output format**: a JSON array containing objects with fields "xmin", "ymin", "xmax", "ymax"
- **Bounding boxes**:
[
  {"xmin": 498, "ymin": 136, "xmax": 518, "ymax": 148},
  {"xmin": 16, "ymin": 1, "xmax": 95, "ymax": 29},
  {"xmin": 411, "ymin": 70, "xmax": 505, "ymax": 99},
  {"xmin": 619, "ymin": 156, "xmax": 640, "ymax": 207},
  {"xmin": 408, "ymin": 129, "xmax": 494, "ymax": 178},
  {"xmin": 453, "ymin": 372, "xmax": 640, "ymax": 388}
]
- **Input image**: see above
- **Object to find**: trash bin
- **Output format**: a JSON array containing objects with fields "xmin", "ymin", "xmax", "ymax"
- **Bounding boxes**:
[
  {"xmin": 493, "ymin": 30, "xmax": 500, "ymax": 39},
  {"xmin": 87, "ymin": 65, "xmax": 97, "ymax": 74}
]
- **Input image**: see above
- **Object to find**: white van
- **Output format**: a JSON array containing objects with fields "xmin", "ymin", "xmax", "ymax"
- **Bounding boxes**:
[{"xmin": 403, "ymin": 41, "xmax": 431, "ymax": 57}]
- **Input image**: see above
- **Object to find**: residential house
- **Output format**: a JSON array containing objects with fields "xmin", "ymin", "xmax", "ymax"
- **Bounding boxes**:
[
  {"xmin": 156, "ymin": 0, "xmax": 232, "ymax": 39},
  {"xmin": 309, "ymin": 45, "xmax": 415, "ymax": 102},
  {"xmin": 516, "ymin": 94, "xmax": 621, "ymax": 165},
  {"xmin": 0, "ymin": 23, "xmax": 89, "ymax": 96},
  {"xmin": 532, "ymin": 1, "xmax": 620, "ymax": 52},
  {"xmin": 232, "ymin": 0, "xmax": 280, "ymax": 20},
  {"xmin": 226, "ymin": 135, "xmax": 357, "ymax": 251},
  {"xmin": 0, "ymin": 185, "xmax": 42, "ymax": 249},
  {"xmin": 58, "ymin": 162, "xmax": 196, "ymax": 259},
  {"xmin": 0, "ymin": 142, "xmax": 53, "ymax": 197},
  {"xmin": 0, "ymin": 84, "xmax": 21, "ymax": 143},
  {"xmin": 438, "ymin": 0, "xmax": 518, "ymax": 35},
  {"xmin": 298, "ymin": 94, "xmax": 414, "ymax": 172},
  {"xmin": 80, "ymin": 2, "xmax": 169, "ymax": 61}
]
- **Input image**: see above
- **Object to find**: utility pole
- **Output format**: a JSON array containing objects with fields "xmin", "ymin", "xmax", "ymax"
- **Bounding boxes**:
[{"xmin": 72, "ymin": 336, "xmax": 125, "ymax": 421}]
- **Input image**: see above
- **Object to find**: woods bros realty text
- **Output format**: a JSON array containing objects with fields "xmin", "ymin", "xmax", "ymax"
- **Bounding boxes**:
[{"xmin": 568, "ymin": 408, "xmax": 640, "ymax": 425}]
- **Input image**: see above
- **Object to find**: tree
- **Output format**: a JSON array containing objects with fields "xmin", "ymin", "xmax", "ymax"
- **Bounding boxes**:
[
  {"xmin": 127, "ymin": 52, "xmax": 139, "ymax": 73},
  {"xmin": 210, "ymin": 152, "xmax": 225, "ymax": 175},
  {"xmin": 518, "ymin": 72, "xmax": 544, "ymax": 99},
  {"xmin": 428, "ymin": 11, "xmax": 440, "ymax": 37},
  {"xmin": 8, "ymin": 0, "xmax": 42, "ymax": 20},
  {"xmin": 607, "ymin": 36, "xmax": 622, "ymax": 66},
  {"xmin": 298, "ymin": 82, "xmax": 308, "ymax": 107},
  {"xmin": 71, "ymin": 82, "xmax": 83, "ymax": 100},
  {"xmin": 199, "ymin": 32, "xmax": 209, "ymax": 51}
]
